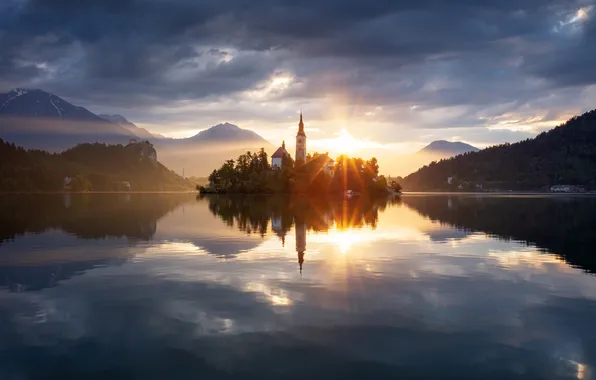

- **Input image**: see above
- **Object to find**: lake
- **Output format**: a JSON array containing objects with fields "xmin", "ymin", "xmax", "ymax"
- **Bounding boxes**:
[{"xmin": 1, "ymin": 193, "xmax": 595, "ymax": 379}]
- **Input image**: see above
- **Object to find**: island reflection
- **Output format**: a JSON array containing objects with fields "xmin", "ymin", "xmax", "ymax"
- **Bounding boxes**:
[{"xmin": 200, "ymin": 194, "xmax": 402, "ymax": 272}]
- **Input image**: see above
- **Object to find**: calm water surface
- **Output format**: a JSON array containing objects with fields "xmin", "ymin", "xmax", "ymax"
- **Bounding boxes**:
[{"xmin": 1, "ymin": 194, "xmax": 595, "ymax": 379}]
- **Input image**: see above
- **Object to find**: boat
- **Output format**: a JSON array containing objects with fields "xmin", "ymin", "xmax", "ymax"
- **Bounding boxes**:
[{"xmin": 344, "ymin": 190, "xmax": 359, "ymax": 199}]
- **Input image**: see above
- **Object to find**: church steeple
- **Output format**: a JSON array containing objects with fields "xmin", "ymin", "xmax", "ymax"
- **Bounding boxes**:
[{"xmin": 295, "ymin": 112, "xmax": 306, "ymax": 162}]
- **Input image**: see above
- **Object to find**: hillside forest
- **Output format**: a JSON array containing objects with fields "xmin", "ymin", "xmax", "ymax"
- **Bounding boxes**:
[
  {"xmin": 0, "ymin": 139, "xmax": 192, "ymax": 192},
  {"xmin": 403, "ymin": 110, "xmax": 596, "ymax": 191}
]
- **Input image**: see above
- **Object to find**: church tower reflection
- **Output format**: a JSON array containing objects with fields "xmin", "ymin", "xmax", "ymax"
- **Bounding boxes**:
[
  {"xmin": 270, "ymin": 213, "xmax": 308, "ymax": 273},
  {"xmin": 295, "ymin": 221, "xmax": 306, "ymax": 273}
]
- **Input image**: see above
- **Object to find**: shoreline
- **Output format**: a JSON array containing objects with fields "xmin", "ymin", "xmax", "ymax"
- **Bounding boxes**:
[
  {"xmin": 0, "ymin": 191, "xmax": 197, "ymax": 195},
  {"xmin": 1, "ymin": 191, "xmax": 595, "ymax": 197},
  {"xmin": 402, "ymin": 191, "xmax": 596, "ymax": 197}
]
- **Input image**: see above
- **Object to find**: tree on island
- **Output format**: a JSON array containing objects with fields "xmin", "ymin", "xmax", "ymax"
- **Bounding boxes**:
[
  {"xmin": 204, "ymin": 149, "xmax": 277, "ymax": 193},
  {"xmin": 200, "ymin": 148, "xmax": 397, "ymax": 195}
]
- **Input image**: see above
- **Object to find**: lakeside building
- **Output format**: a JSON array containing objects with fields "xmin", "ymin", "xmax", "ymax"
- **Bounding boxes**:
[
  {"xmin": 550, "ymin": 185, "xmax": 586, "ymax": 193},
  {"xmin": 271, "ymin": 141, "xmax": 290, "ymax": 169},
  {"xmin": 272, "ymin": 112, "xmax": 308, "ymax": 168}
]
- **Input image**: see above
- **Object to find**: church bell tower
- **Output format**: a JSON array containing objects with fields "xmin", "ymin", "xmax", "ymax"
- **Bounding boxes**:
[{"xmin": 296, "ymin": 112, "xmax": 306, "ymax": 163}]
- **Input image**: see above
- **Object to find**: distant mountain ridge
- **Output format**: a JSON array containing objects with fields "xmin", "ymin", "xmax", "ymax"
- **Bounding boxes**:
[
  {"xmin": 402, "ymin": 110, "xmax": 596, "ymax": 191},
  {"xmin": 0, "ymin": 88, "xmax": 135, "ymax": 149},
  {"xmin": 156, "ymin": 122, "xmax": 274, "ymax": 176},
  {"xmin": 418, "ymin": 140, "xmax": 479, "ymax": 156},
  {"xmin": 379, "ymin": 140, "xmax": 479, "ymax": 177},
  {"xmin": 187, "ymin": 122, "xmax": 267, "ymax": 143},
  {"xmin": 99, "ymin": 114, "xmax": 157, "ymax": 140},
  {"xmin": 0, "ymin": 89, "xmax": 114, "ymax": 125}
]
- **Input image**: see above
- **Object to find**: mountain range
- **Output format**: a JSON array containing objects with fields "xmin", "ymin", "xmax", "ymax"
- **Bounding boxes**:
[
  {"xmin": 374, "ymin": 140, "xmax": 478, "ymax": 177},
  {"xmin": 418, "ymin": 140, "xmax": 479, "ymax": 157},
  {"xmin": 0, "ymin": 88, "xmax": 476, "ymax": 177},
  {"xmin": 0, "ymin": 89, "xmax": 274, "ymax": 176},
  {"xmin": 155, "ymin": 122, "xmax": 274, "ymax": 176},
  {"xmin": 98, "ymin": 114, "xmax": 161, "ymax": 140},
  {"xmin": 0, "ymin": 89, "xmax": 133, "ymax": 149}
]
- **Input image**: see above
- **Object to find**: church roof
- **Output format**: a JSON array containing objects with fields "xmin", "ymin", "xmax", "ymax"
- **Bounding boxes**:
[{"xmin": 272, "ymin": 146, "xmax": 289, "ymax": 158}]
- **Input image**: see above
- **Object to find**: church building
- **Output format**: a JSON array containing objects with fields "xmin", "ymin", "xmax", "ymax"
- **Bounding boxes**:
[
  {"xmin": 271, "ymin": 141, "xmax": 290, "ymax": 169},
  {"xmin": 271, "ymin": 112, "xmax": 308, "ymax": 168}
]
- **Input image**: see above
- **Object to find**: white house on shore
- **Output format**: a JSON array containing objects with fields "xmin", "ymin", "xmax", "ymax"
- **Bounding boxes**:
[
  {"xmin": 271, "ymin": 141, "xmax": 290, "ymax": 169},
  {"xmin": 550, "ymin": 185, "xmax": 585, "ymax": 193},
  {"xmin": 312, "ymin": 154, "xmax": 335, "ymax": 176}
]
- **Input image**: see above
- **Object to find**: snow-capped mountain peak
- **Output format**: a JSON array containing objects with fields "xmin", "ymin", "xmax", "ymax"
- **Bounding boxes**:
[{"xmin": 9, "ymin": 88, "xmax": 29, "ymax": 97}]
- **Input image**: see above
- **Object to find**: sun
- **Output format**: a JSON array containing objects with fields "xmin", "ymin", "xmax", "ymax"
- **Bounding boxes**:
[
  {"xmin": 309, "ymin": 127, "xmax": 380, "ymax": 156},
  {"xmin": 334, "ymin": 129, "xmax": 360, "ymax": 154},
  {"xmin": 325, "ymin": 227, "xmax": 367, "ymax": 254}
]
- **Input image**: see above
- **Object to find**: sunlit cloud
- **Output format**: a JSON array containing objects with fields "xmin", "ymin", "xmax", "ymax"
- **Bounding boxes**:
[
  {"xmin": 554, "ymin": 5, "xmax": 593, "ymax": 33},
  {"xmin": 242, "ymin": 72, "xmax": 296, "ymax": 100}
]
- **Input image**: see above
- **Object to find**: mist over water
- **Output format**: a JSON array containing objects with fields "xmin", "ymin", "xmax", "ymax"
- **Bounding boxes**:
[{"xmin": 0, "ymin": 194, "xmax": 595, "ymax": 379}]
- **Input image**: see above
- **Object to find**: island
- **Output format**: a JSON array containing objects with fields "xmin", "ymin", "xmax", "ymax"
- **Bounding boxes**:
[{"xmin": 198, "ymin": 113, "xmax": 402, "ymax": 196}]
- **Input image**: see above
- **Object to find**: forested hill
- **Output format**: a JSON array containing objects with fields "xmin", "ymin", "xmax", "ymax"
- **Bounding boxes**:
[
  {"xmin": 0, "ymin": 139, "xmax": 193, "ymax": 192},
  {"xmin": 403, "ymin": 110, "xmax": 596, "ymax": 191}
]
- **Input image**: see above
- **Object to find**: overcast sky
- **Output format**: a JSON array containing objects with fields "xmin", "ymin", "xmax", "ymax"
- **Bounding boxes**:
[{"xmin": 2, "ymin": 0, "xmax": 596, "ymax": 153}]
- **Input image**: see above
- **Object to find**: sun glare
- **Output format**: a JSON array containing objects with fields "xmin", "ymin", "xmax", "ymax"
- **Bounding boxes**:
[
  {"xmin": 334, "ymin": 129, "xmax": 360, "ymax": 153},
  {"xmin": 325, "ymin": 227, "xmax": 368, "ymax": 255}
]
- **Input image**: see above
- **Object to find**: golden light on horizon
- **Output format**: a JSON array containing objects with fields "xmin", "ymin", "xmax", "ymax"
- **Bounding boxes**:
[{"xmin": 312, "ymin": 128, "xmax": 370, "ymax": 154}]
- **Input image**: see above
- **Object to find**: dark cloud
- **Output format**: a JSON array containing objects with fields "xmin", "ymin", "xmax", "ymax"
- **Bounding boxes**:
[
  {"xmin": 525, "ymin": 8, "xmax": 596, "ymax": 87},
  {"xmin": 0, "ymin": 0, "xmax": 594, "ymax": 136}
]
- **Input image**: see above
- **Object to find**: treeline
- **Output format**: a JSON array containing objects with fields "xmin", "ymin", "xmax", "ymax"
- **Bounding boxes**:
[
  {"xmin": 0, "ymin": 193, "xmax": 191, "ymax": 245},
  {"xmin": 403, "ymin": 109, "xmax": 596, "ymax": 191},
  {"xmin": 202, "ymin": 149, "xmax": 401, "ymax": 195},
  {"xmin": 0, "ymin": 139, "xmax": 192, "ymax": 192}
]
